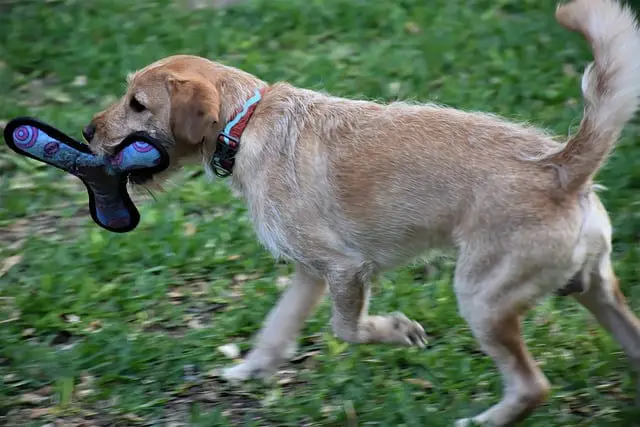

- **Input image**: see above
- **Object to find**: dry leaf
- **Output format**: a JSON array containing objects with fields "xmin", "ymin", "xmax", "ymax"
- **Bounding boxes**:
[
  {"xmin": 184, "ymin": 222, "xmax": 197, "ymax": 236},
  {"xmin": 276, "ymin": 370, "xmax": 297, "ymax": 385},
  {"xmin": 404, "ymin": 21, "xmax": 421, "ymax": 34},
  {"xmin": 187, "ymin": 318, "xmax": 205, "ymax": 329},
  {"xmin": 61, "ymin": 313, "xmax": 81, "ymax": 323},
  {"xmin": 0, "ymin": 254, "xmax": 23, "ymax": 277},
  {"xmin": 168, "ymin": 290, "xmax": 184, "ymax": 300},
  {"xmin": 231, "ymin": 272, "xmax": 260, "ymax": 283},
  {"xmin": 76, "ymin": 389, "xmax": 94, "ymax": 398},
  {"xmin": 22, "ymin": 328, "xmax": 36, "ymax": 338},
  {"xmin": 7, "ymin": 239, "xmax": 26, "ymax": 251},
  {"xmin": 184, "ymin": 0, "xmax": 247, "ymax": 10},
  {"xmin": 290, "ymin": 350, "xmax": 321, "ymax": 364},
  {"xmin": 78, "ymin": 373, "xmax": 95, "ymax": 389},
  {"xmin": 404, "ymin": 378, "xmax": 433, "ymax": 389},
  {"xmin": 200, "ymin": 391, "xmax": 218, "ymax": 402},
  {"xmin": 28, "ymin": 407, "xmax": 51, "ymax": 418},
  {"xmin": 322, "ymin": 405, "xmax": 338, "ymax": 416},
  {"xmin": 85, "ymin": 320, "xmax": 102, "ymax": 332},
  {"xmin": 36, "ymin": 385, "xmax": 52, "ymax": 395},
  {"xmin": 19, "ymin": 392, "xmax": 49, "ymax": 404},
  {"xmin": 122, "ymin": 413, "xmax": 145, "ymax": 423},
  {"xmin": 217, "ymin": 343, "xmax": 240, "ymax": 359},
  {"xmin": 71, "ymin": 75, "xmax": 88, "ymax": 87},
  {"xmin": 43, "ymin": 88, "xmax": 71, "ymax": 104}
]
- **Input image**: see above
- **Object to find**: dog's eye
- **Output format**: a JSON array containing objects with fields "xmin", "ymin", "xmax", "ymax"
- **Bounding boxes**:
[{"xmin": 129, "ymin": 96, "xmax": 146, "ymax": 113}]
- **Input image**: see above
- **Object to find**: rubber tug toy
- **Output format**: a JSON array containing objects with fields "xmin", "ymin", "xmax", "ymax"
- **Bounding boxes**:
[{"xmin": 3, "ymin": 117, "xmax": 170, "ymax": 233}]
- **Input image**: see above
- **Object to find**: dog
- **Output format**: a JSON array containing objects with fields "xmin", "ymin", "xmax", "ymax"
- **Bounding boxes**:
[{"xmin": 83, "ymin": 0, "xmax": 640, "ymax": 424}]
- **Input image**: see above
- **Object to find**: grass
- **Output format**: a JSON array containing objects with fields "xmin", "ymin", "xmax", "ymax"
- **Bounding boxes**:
[{"xmin": 1, "ymin": 0, "xmax": 639, "ymax": 425}]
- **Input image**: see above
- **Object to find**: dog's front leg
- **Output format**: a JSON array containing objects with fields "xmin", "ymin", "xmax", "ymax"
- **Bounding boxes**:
[
  {"xmin": 327, "ymin": 264, "xmax": 427, "ymax": 347},
  {"xmin": 222, "ymin": 264, "xmax": 326, "ymax": 381}
]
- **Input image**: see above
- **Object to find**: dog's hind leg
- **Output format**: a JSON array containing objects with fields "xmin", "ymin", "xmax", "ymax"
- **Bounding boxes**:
[
  {"xmin": 453, "ymin": 248, "xmax": 552, "ymax": 426},
  {"xmin": 573, "ymin": 253, "xmax": 640, "ymax": 403},
  {"xmin": 565, "ymin": 195, "xmax": 640, "ymax": 403}
]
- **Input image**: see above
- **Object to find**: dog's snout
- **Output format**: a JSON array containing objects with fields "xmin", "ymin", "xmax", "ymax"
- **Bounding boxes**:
[{"xmin": 82, "ymin": 123, "xmax": 97, "ymax": 142}]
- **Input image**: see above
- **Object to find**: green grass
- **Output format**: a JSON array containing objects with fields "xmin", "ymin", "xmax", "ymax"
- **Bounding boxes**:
[{"xmin": 1, "ymin": 0, "xmax": 640, "ymax": 425}]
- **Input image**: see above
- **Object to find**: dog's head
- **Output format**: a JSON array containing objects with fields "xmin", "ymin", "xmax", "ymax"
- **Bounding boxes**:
[{"xmin": 84, "ymin": 55, "xmax": 259, "ymax": 187}]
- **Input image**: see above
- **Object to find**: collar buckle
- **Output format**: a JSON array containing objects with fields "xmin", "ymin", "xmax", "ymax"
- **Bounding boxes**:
[
  {"xmin": 218, "ymin": 131, "xmax": 239, "ymax": 148},
  {"xmin": 211, "ymin": 87, "xmax": 265, "ymax": 178}
]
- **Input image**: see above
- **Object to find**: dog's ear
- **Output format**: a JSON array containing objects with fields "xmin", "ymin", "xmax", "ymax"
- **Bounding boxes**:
[{"xmin": 167, "ymin": 75, "xmax": 220, "ymax": 145}]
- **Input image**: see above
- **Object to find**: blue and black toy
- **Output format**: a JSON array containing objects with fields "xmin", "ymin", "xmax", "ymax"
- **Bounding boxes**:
[{"xmin": 3, "ymin": 117, "xmax": 170, "ymax": 233}]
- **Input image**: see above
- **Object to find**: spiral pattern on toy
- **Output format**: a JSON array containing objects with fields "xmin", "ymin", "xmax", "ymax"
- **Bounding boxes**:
[
  {"xmin": 43, "ymin": 141, "xmax": 60, "ymax": 156},
  {"xmin": 132, "ymin": 141, "xmax": 154, "ymax": 153},
  {"xmin": 13, "ymin": 125, "xmax": 39, "ymax": 149}
]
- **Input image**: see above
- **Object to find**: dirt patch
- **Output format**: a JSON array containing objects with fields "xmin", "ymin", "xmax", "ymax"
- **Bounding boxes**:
[
  {"xmin": 0, "ymin": 206, "xmax": 89, "ymax": 246},
  {"xmin": 159, "ymin": 378, "xmax": 271, "ymax": 426},
  {"xmin": 1, "ymin": 378, "xmax": 276, "ymax": 427}
]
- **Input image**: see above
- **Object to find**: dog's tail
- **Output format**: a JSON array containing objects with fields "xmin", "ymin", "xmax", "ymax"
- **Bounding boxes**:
[{"xmin": 543, "ymin": 0, "xmax": 640, "ymax": 192}]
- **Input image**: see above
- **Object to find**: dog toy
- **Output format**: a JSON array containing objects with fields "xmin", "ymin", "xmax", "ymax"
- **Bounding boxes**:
[{"xmin": 3, "ymin": 117, "xmax": 170, "ymax": 233}]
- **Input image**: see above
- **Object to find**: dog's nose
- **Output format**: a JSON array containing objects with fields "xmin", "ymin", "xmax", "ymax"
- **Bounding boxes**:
[{"xmin": 82, "ymin": 123, "xmax": 96, "ymax": 142}]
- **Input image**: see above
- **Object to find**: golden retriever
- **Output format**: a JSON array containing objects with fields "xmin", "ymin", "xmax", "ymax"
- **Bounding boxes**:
[{"xmin": 83, "ymin": 0, "xmax": 640, "ymax": 424}]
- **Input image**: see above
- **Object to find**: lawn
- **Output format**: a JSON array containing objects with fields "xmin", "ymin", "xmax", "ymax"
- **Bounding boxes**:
[{"xmin": 1, "ymin": 0, "xmax": 639, "ymax": 426}]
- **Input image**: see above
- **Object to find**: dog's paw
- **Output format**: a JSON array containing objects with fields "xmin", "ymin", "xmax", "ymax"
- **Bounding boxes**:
[
  {"xmin": 220, "ymin": 362, "xmax": 260, "ymax": 383},
  {"xmin": 363, "ymin": 312, "xmax": 428, "ymax": 347},
  {"xmin": 218, "ymin": 343, "xmax": 298, "ymax": 384},
  {"xmin": 219, "ymin": 359, "xmax": 279, "ymax": 383},
  {"xmin": 389, "ymin": 312, "xmax": 428, "ymax": 347}
]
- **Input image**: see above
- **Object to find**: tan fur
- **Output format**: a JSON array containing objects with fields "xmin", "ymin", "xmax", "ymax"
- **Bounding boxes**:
[
  {"xmin": 532, "ymin": 0, "xmax": 640, "ymax": 192},
  {"xmin": 85, "ymin": 0, "xmax": 640, "ymax": 425}
]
